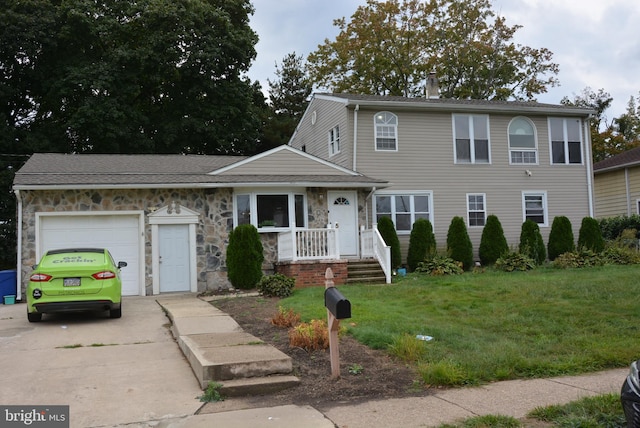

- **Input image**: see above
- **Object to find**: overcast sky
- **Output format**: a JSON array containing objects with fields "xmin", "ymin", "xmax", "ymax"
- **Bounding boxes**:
[{"xmin": 247, "ymin": 0, "xmax": 640, "ymax": 121}]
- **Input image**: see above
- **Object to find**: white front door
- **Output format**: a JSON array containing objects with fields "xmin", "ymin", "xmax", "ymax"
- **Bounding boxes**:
[
  {"xmin": 159, "ymin": 224, "xmax": 190, "ymax": 293},
  {"xmin": 327, "ymin": 191, "xmax": 358, "ymax": 256}
]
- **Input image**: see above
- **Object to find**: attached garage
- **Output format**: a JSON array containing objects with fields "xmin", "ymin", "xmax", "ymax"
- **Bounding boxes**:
[{"xmin": 37, "ymin": 212, "xmax": 144, "ymax": 296}]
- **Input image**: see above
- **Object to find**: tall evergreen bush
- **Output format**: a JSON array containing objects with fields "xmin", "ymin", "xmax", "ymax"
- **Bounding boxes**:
[
  {"xmin": 578, "ymin": 217, "xmax": 605, "ymax": 252},
  {"xmin": 519, "ymin": 220, "xmax": 546, "ymax": 265},
  {"xmin": 377, "ymin": 216, "xmax": 402, "ymax": 269},
  {"xmin": 226, "ymin": 224, "xmax": 264, "ymax": 289},
  {"xmin": 406, "ymin": 218, "xmax": 436, "ymax": 272},
  {"xmin": 446, "ymin": 216, "xmax": 473, "ymax": 271},
  {"xmin": 547, "ymin": 216, "xmax": 575, "ymax": 260},
  {"xmin": 478, "ymin": 214, "xmax": 508, "ymax": 266}
]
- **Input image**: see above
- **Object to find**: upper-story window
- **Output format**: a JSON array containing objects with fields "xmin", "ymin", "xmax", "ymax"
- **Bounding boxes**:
[
  {"xmin": 453, "ymin": 114, "xmax": 490, "ymax": 164},
  {"xmin": 509, "ymin": 117, "xmax": 537, "ymax": 164},
  {"xmin": 375, "ymin": 111, "xmax": 398, "ymax": 151},
  {"xmin": 549, "ymin": 118, "xmax": 582, "ymax": 164},
  {"xmin": 328, "ymin": 125, "xmax": 340, "ymax": 156}
]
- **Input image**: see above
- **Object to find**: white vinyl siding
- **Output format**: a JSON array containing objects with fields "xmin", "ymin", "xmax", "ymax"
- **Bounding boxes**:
[
  {"xmin": 375, "ymin": 111, "xmax": 398, "ymax": 151},
  {"xmin": 467, "ymin": 193, "xmax": 486, "ymax": 227},
  {"xmin": 509, "ymin": 117, "xmax": 537, "ymax": 164},
  {"xmin": 453, "ymin": 114, "xmax": 490, "ymax": 164}
]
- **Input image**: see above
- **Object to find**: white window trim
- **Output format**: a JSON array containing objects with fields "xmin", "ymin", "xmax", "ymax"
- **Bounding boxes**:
[
  {"xmin": 636, "ymin": 199, "xmax": 640, "ymax": 215},
  {"xmin": 548, "ymin": 117, "xmax": 584, "ymax": 165},
  {"xmin": 508, "ymin": 116, "xmax": 539, "ymax": 165},
  {"xmin": 466, "ymin": 193, "xmax": 487, "ymax": 228},
  {"xmin": 522, "ymin": 191, "xmax": 548, "ymax": 227},
  {"xmin": 374, "ymin": 111, "xmax": 399, "ymax": 152},
  {"xmin": 373, "ymin": 191, "xmax": 434, "ymax": 235},
  {"xmin": 328, "ymin": 125, "xmax": 340, "ymax": 156},
  {"xmin": 233, "ymin": 188, "xmax": 307, "ymax": 231},
  {"xmin": 452, "ymin": 114, "xmax": 491, "ymax": 164}
]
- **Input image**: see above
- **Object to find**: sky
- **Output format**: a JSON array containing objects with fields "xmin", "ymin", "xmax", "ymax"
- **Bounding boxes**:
[{"xmin": 247, "ymin": 0, "xmax": 640, "ymax": 121}]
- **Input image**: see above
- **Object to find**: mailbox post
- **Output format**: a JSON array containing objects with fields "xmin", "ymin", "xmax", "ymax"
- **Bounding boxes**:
[{"xmin": 324, "ymin": 267, "xmax": 351, "ymax": 379}]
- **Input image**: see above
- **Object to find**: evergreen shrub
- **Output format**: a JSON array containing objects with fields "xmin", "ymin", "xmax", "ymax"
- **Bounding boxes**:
[
  {"xmin": 547, "ymin": 216, "xmax": 575, "ymax": 261},
  {"xmin": 478, "ymin": 214, "xmax": 508, "ymax": 266},
  {"xmin": 519, "ymin": 220, "xmax": 546, "ymax": 265},
  {"xmin": 226, "ymin": 224, "xmax": 264, "ymax": 289},
  {"xmin": 257, "ymin": 273, "xmax": 295, "ymax": 297},
  {"xmin": 446, "ymin": 216, "xmax": 473, "ymax": 270},
  {"xmin": 377, "ymin": 216, "xmax": 402, "ymax": 269},
  {"xmin": 406, "ymin": 218, "xmax": 436, "ymax": 272},
  {"xmin": 577, "ymin": 217, "xmax": 605, "ymax": 252}
]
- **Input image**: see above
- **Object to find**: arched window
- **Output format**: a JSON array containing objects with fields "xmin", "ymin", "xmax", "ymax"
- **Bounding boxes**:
[
  {"xmin": 508, "ymin": 117, "xmax": 537, "ymax": 164},
  {"xmin": 374, "ymin": 111, "xmax": 398, "ymax": 151}
]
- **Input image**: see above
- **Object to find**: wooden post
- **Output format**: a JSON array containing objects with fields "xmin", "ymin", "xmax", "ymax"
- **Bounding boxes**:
[{"xmin": 325, "ymin": 267, "xmax": 341, "ymax": 379}]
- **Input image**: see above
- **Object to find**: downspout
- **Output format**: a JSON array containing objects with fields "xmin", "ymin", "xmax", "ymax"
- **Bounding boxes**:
[
  {"xmin": 353, "ymin": 104, "xmax": 359, "ymax": 172},
  {"xmin": 583, "ymin": 118, "xmax": 595, "ymax": 217},
  {"xmin": 365, "ymin": 187, "xmax": 376, "ymax": 228},
  {"xmin": 14, "ymin": 190, "xmax": 22, "ymax": 301}
]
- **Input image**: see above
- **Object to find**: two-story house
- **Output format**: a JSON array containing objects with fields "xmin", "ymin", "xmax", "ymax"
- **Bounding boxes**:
[{"xmin": 289, "ymin": 93, "xmax": 596, "ymax": 262}]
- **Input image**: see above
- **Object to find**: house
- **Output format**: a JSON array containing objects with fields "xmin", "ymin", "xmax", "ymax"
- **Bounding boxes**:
[
  {"xmin": 593, "ymin": 146, "xmax": 640, "ymax": 217},
  {"xmin": 12, "ymin": 147, "xmax": 388, "ymax": 300},
  {"xmin": 289, "ymin": 93, "xmax": 596, "ymax": 259}
]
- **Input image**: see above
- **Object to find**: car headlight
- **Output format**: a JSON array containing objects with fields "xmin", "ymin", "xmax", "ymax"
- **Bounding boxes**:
[{"xmin": 630, "ymin": 360, "xmax": 640, "ymax": 391}]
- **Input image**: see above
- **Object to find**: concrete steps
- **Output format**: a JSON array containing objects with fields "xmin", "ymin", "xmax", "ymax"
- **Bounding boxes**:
[
  {"xmin": 346, "ymin": 259, "xmax": 386, "ymax": 284},
  {"xmin": 157, "ymin": 295, "xmax": 299, "ymax": 397}
]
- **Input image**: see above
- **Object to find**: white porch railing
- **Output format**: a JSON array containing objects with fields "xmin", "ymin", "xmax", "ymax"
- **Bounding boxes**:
[
  {"xmin": 360, "ymin": 228, "xmax": 392, "ymax": 284},
  {"xmin": 278, "ymin": 228, "xmax": 340, "ymax": 261}
]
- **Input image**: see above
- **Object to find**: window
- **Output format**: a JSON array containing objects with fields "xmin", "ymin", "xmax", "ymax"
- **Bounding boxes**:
[
  {"xmin": 375, "ymin": 111, "xmax": 398, "ymax": 151},
  {"xmin": 467, "ymin": 194, "xmax": 486, "ymax": 227},
  {"xmin": 453, "ymin": 114, "xmax": 490, "ymax": 164},
  {"xmin": 328, "ymin": 125, "xmax": 340, "ymax": 156},
  {"xmin": 550, "ymin": 118, "xmax": 582, "ymax": 164},
  {"xmin": 234, "ymin": 192, "xmax": 306, "ymax": 230},
  {"xmin": 509, "ymin": 117, "xmax": 537, "ymax": 164},
  {"xmin": 522, "ymin": 192, "xmax": 547, "ymax": 226},
  {"xmin": 374, "ymin": 193, "xmax": 431, "ymax": 233}
]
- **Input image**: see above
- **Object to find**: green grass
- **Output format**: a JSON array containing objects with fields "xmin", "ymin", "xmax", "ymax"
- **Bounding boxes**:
[{"xmin": 281, "ymin": 265, "xmax": 640, "ymax": 386}]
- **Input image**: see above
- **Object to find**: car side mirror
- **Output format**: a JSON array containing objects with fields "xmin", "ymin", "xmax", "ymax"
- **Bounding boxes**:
[{"xmin": 118, "ymin": 261, "xmax": 128, "ymax": 269}]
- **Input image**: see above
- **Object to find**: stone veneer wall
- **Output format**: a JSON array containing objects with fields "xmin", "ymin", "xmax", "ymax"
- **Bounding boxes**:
[{"xmin": 18, "ymin": 186, "xmax": 360, "ymax": 295}]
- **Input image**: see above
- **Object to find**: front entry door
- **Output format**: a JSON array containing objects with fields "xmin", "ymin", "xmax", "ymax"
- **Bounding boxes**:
[
  {"xmin": 327, "ymin": 191, "xmax": 358, "ymax": 257},
  {"xmin": 159, "ymin": 224, "xmax": 190, "ymax": 292}
]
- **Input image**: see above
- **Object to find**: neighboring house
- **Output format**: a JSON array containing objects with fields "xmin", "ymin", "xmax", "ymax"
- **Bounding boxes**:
[
  {"xmin": 593, "ymin": 146, "xmax": 640, "ymax": 217},
  {"xmin": 12, "ymin": 147, "xmax": 387, "ymax": 299},
  {"xmin": 289, "ymin": 93, "xmax": 596, "ymax": 259}
]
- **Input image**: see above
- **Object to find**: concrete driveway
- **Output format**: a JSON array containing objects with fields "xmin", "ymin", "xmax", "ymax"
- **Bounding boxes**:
[{"xmin": 0, "ymin": 296, "xmax": 203, "ymax": 427}]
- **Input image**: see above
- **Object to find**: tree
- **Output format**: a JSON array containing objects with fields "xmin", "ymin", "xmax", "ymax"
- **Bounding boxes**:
[
  {"xmin": 478, "ymin": 214, "xmax": 508, "ymax": 266},
  {"xmin": 446, "ymin": 216, "xmax": 473, "ymax": 270},
  {"xmin": 547, "ymin": 216, "xmax": 575, "ymax": 261},
  {"xmin": 259, "ymin": 52, "xmax": 313, "ymax": 151},
  {"xmin": 406, "ymin": 218, "xmax": 436, "ymax": 272},
  {"xmin": 519, "ymin": 220, "xmax": 546, "ymax": 265},
  {"xmin": 307, "ymin": 0, "xmax": 558, "ymax": 100},
  {"xmin": 226, "ymin": 224, "xmax": 264, "ymax": 290},
  {"xmin": 577, "ymin": 217, "xmax": 605, "ymax": 253},
  {"xmin": 377, "ymin": 217, "xmax": 402, "ymax": 269}
]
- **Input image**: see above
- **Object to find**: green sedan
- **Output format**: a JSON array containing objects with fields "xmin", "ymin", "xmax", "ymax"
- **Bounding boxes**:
[{"xmin": 27, "ymin": 248, "xmax": 127, "ymax": 322}]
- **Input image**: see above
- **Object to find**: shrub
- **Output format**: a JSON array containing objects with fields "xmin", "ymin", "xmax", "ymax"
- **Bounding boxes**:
[
  {"xmin": 547, "ymin": 216, "xmax": 575, "ymax": 261},
  {"xmin": 495, "ymin": 252, "xmax": 536, "ymax": 272},
  {"xmin": 552, "ymin": 250, "xmax": 603, "ymax": 269},
  {"xmin": 288, "ymin": 319, "xmax": 329, "ymax": 352},
  {"xmin": 577, "ymin": 217, "xmax": 605, "ymax": 253},
  {"xmin": 406, "ymin": 218, "xmax": 436, "ymax": 272},
  {"xmin": 257, "ymin": 273, "xmax": 295, "ymax": 297},
  {"xmin": 271, "ymin": 306, "xmax": 301, "ymax": 328},
  {"xmin": 226, "ymin": 224, "xmax": 264, "ymax": 290},
  {"xmin": 415, "ymin": 255, "xmax": 463, "ymax": 275},
  {"xmin": 599, "ymin": 214, "xmax": 640, "ymax": 240},
  {"xmin": 601, "ymin": 246, "xmax": 640, "ymax": 265},
  {"xmin": 446, "ymin": 216, "xmax": 474, "ymax": 270},
  {"xmin": 478, "ymin": 214, "xmax": 508, "ymax": 266},
  {"xmin": 519, "ymin": 220, "xmax": 546, "ymax": 265},
  {"xmin": 377, "ymin": 216, "xmax": 402, "ymax": 269}
]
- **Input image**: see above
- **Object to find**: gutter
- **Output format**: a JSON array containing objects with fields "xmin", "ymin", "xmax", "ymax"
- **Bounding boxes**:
[
  {"xmin": 583, "ymin": 118, "xmax": 595, "ymax": 217},
  {"xmin": 14, "ymin": 189, "xmax": 22, "ymax": 301}
]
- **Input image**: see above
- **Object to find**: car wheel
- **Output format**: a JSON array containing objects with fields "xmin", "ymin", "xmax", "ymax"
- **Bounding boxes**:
[
  {"xmin": 27, "ymin": 312, "xmax": 42, "ymax": 323},
  {"xmin": 110, "ymin": 304, "xmax": 122, "ymax": 319}
]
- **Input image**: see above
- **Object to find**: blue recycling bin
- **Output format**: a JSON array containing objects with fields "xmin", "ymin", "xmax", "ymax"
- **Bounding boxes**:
[{"xmin": 0, "ymin": 270, "xmax": 17, "ymax": 301}]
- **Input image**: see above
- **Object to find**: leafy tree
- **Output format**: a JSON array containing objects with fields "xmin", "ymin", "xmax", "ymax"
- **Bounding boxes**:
[
  {"xmin": 307, "ymin": 0, "xmax": 559, "ymax": 100},
  {"xmin": 519, "ymin": 220, "xmax": 546, "ymax": 265},
  {"xmin": 377, "ymin": 217, "xmax": 402, "ymax": 269},
  {"xmin": 446, "ymin": 216, "xmax": 473, "ymax": 271},
  {"xmin": 226, "ymin": 224, "xmax": 264, "ymax": 290},
  {"xmin": 547, "ymin": 216, "xmax": 575, "ymax": 261},
  {"xmin": 406, "ymin": 218, "xmax": 436, "ymax": 272},
  {"xmin": 577, "ymin": 217, "xmax": 605, "ymax": 253},
  {"xmin": 478, "ymin": 214, "xmax": 508, "ymax": 266}
]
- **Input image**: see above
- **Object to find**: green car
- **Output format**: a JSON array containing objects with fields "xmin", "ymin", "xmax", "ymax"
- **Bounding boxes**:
[{"xmin": 27, "ymin": 248, "xmax": 127, "ymax": 322}]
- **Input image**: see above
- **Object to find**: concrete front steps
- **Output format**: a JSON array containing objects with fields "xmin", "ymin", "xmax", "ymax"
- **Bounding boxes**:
[
  {"xmin": 346, "ymin": 259, "xmax": 387, "ymax": 284},
  {"xmin": 157, "ymin": 294, "xmax": 299, "ymax": 397}
]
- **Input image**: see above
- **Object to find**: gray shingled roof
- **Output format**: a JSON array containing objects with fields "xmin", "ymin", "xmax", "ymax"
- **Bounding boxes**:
[
  {"xmin": 13, "ymin": 153, "xmax": 387, "ymax": 188},
  {"xmin": 593, "ymin": 146, "xmax": 640, "ymax": 173}
]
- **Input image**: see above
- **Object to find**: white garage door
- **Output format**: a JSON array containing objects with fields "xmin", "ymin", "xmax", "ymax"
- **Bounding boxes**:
[{"xmin": 39, "ymin": 214, "xmax": 142, "ymax": 296}]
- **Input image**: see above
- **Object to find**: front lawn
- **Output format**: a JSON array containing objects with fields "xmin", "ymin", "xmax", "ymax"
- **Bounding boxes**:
[{"xmin": 280, "ymin": 265, "xmax": 640, "ymax": 386}]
